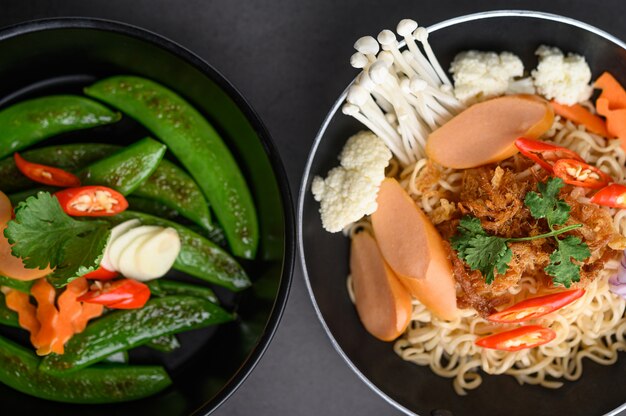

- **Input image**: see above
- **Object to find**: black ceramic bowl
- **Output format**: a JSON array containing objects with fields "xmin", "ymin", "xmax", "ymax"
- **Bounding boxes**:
[
  {"xmin": 299, "ymin": 10, "xmax": 626, "ymax": 416},
  {"xmin": 0, "ymin": 18, "xmax": 294, "ymax": 415}
]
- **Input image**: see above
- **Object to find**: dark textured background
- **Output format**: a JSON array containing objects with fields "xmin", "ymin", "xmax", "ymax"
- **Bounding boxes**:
[{"xmin": 1, "ymin": 1, "xmax": 625, "ymax": 415}]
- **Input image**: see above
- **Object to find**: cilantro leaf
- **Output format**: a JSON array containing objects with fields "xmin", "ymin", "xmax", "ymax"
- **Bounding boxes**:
[
  {"xmin": 451, "ymin": 216, "xmax": 486, "ymax": 256},
  {"xmin": 544, "ymin": 236, "xmax": 591, "ymax": 288},
  {"xmin": 463, "ymin": 234, "xmax": 513, "ymax": 284},
  {"xmin": 4, "ymin": 192, "xmax": 111, "ymax": 288},
  {"xmin": 524, "ymin": 177, "xmax": 570, "ymax": 227}
]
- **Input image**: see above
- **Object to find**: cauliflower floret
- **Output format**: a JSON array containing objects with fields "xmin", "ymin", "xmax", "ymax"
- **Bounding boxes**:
[
  {"xmin": 312, "ymin": 131, "xmax": 391, "ymax": 233},
  {"xmin": 531, "ymin": 45, "xmax": 592, "ymax": 105},
  {"xmin": 450, "ymin": 50, "xmax": 532, "ymax": 104}
]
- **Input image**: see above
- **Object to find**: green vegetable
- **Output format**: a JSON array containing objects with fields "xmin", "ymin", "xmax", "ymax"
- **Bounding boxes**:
[
  {"xmin": 145, "ymin": 335, "xmax": 181, "ymax": 353},
  {"xmin": 79, "ymin": 137, "xmax": 166, "ymax": 195},
  {"xmin": 126, "ymin": 196, "xmax": 181, "ymax": 220},
  {"xmin": 0, "ymin": 334, "xmax": 171, "ymax": 403},
  {"xmin": 132, "ymin": 158, "xmax": 212, "ymax": 230},
  {"xmin": 8, "ymin": 187, "xmax": 55, "ymax": 206},
  {"xmin": 102, "ymin": 351, "xmax": 129, "ymax": 364},
  {"xmin": 0, "ymin": 293, "xmax": 19, "ymax": 328},
  {"xmin": 40, "ymin": 296, "xmax": 233, "ymax": 375},
  {"xmin": 107, "ymin": 211, "xmax": 250, "ymax": 291},
  {"xmin": 452, "ymin": 178, "xmax": 590, "ymax": 287},
  {"xmin": 1, "ymin": 142, "xmax": 212, "ymax": 230},
  {"xmin": 0, "ymin": 95, "xmax": 120, "ymax": 160},
  {"xmin": 0, "ymin": 276, "xmax": 34, "ymax": 293},
  {"xmin": 148, "ymin": 279, "xmax": 219, "ymax": 304},
  {"xmin": 85, "ymin": 76, "xmax": 258, "ymax": 258},
  {"xmin": 0, "ymin": 143, "xmax": 119, "ymax": 193},
  {"xmin": 4, "ymin": 192, "xmax": 110, "ymax": 288}
]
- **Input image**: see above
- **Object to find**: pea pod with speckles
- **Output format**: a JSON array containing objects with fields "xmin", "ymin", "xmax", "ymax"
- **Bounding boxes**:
[
  {"xmin": 40, "ymin": 296, "xmax": 233, "ymax": 375},
  {"xmin": 0, "ymin": 95, "xmax": 120, "ymax": 160},
  {"xmin": 85, "ymin": 76, "xmax": 258, "ymax": 258},
  {"xmin": 0, "ymin": 293, "xmax": 19, "ymax": 328},
  {"xmin": 106, "ymin": 211, "xmax": 250, "ymax": 291},
  {"xmin": 78, "ymin": 137, "xmax": 166, "ymax": 195},
  {"xmin": 0, "ymin": 143, "xmax": 212, "ymax": 230},
  {"xmin": 0, "ymin": 334, "xmax": 171, "ymax": 403}
]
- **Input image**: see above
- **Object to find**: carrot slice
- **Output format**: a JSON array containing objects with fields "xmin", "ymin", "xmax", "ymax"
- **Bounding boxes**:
[
  {"xmin": 30, "ymin": 279, "xmax": 60, "ymax": 356},
  {"xmin": 4, "ymin": 288, "xmax": 40, "ymax": 339},
  {"xmin": 73, "ymin": 301, "xmax": 103, "ymax": 333},
  {"xmin": 596, "ymin": 97, "xmax": 626, "ymax": 152},
  {"xmin": 594, "ymin": 72, "xmax": 626, "ymax": 110},
  {"xmin": 51, "ymin": 277, "xmax": 88, "ymax": 354},
  {"xmin": 550, "ymin": 101, "xmax": 609, "ymax": 137}
]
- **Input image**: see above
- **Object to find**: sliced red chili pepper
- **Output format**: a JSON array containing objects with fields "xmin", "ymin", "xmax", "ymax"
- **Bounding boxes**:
[
  {"xmin": 83, "ymin": 266, "xmax": 119, "ymax": 281},
  {"xmin": 488, "ymin": 289, "xmax": 585, "ymax": 324},
  {"xmin": 78, "ymin": 278, "xmax": 150, "ymax": 310},
  {"xmin": 54, "ymin": 186, "xmax": 128, "ymax": 217},
  {"xmin": 552, "ymin": 159, "xmax": 612, "ymax": 189},
  {"xmin": 590, "ymin": 183, "xmax": 626, "ymax": 208},
  {"xmin": 514, "ymin": 138, "xmax": 585, "ymax": 173},
  {"xmin": 475, "ymin": 325, "xmax": 556, "ymax": 351},
  {"xmin": 14, "ymin": 152, "xmax": 81, "ymax": 187}
]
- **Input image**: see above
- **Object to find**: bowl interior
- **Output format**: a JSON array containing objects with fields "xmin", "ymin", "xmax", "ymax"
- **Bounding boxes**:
[
  {"xmin": 0, "ymin": 20, "xmax": 292, "ymax": 416},
  {"xmin": 301, "ymin": 12, "xmax": 626, "ymax": 416}
]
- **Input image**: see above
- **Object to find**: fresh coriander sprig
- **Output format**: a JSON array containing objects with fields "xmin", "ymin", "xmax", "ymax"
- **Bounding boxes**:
[
  {"xmin": 4, "ymin": 192, "xmax": 111, "ymax": 288},
  {"xmin": 451, "ymin": 177, "xmax": 590, "ymax": 287}
]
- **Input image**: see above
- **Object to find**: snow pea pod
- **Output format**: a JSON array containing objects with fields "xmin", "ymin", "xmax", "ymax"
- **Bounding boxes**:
[
  {"xmin": 0, "ymin": 95, "xmax": 120, "ymax": 160},
  {"xmin": 148, "ymin": 279, "xmax": 219, "ymax": 304},
  {"xmin": 0, "ymin": 334, "xmax": 171, "ymax": 403},
  {"xmin": 0, "ymin": 276, "xmax": 34, "ymax": 293},
  {"xmin": 0, "ymin": 293, "xmax": 19, "ymax": 328},
  {"xmin": 40, "ymin": 296, "xmax": 233, "ymax": 375},
  {"xmin": 79, "ymin": 137, "xmax": 166, "ymax": 195},
  {"xmin": 107, "ymin": 211, "xmax": 251, "ymax": 291},
  {"xmin": 145, "ymin": 335, "xmax": 180, "ymax": 353},
  {"xmin": 85, "ymin": 76, "xmax": 258, "ymax": 258},
  {"xmin": 1, "ymin": 143, "xmax": 212, "ymax": 229},
  {"xmin": 0, "ymin": 143, "xmax": 118, "ymax": 193}
]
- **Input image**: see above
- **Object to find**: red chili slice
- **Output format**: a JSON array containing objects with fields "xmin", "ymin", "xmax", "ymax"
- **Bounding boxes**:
[
  {"xmin": 78, "ymin": 278, "xmax": 150, "ymax": 310},
  {"xmin": 475, "ymin": 325, "xmax": 556, "ymax": 351},
  {"xmin": 55, "ymin": 186, "xmax": 128, "ymax": 217},
  {"xmin": 488, "ymin": 289, "xmax": 585, "ymax": 324},
  {"xmin": 514, "ymin": 138, "xmax": 585, "ymax": 173},
  {"xmin": 590, "ymin": 183, "xmax": 626, "ymax": 208},
  {"xmin": 83, "ymin": 266, "xmax": 119, "ymax": 281},
  {"xmin": 14, "ymin": 153, "xmax": 81, "ymax": 187},
  {"xmin": 552, "ymin": 159, "xmax": 612, "ymax": 189}
]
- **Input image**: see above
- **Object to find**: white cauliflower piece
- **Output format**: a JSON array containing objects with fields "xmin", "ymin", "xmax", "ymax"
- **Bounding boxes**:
[
  {"xmin": 450, "ymin": 50, "xmax": 531, "ymax": 104},
  {"xmin": 312, "ymin": 131, "xmax": 391, "ymax": 233},
  {"xmin": 531, "ymin": 45, "xmax": 592, "ymax": 105}
]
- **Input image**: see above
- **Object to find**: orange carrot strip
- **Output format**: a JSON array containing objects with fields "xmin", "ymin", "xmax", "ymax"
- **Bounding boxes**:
[
  {"xmin": 596, "ymin": 98, "xmax": 626, "ymax": 152},
  {"xmin": 551, "ymin": 101, "xmax": 610, "ymax": 137},
  {"xmin": 50, "ymin": 277, "xmax": 88, "ymax": 355},
  {"xmin": 594, "ymin": 72, "xmax": 626, "ymax": 110},
  {"xmin": 30, "ymin": 279, "xmax": 59, "ymax": 356},
  {"xmin": 4, "ymin": 289, "xmax": 40, "ymax": 339},
  {"xmin": 73, "ymin": 301, "xmax": 104, "ymax": 333}
]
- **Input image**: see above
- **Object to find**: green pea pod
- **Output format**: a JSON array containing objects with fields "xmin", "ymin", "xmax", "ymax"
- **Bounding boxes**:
[
  {"xmin": 148, "ymin": 279, "xmax": 219, "ymax": 304},
  {"xmin": 107, "ymin": 211, "xmax": 250, "ymax": 291},
  {"xmin": 0, "ymin": 276, "xmax": 34, "ymax": 293},
  {"xmin": 85, "ymin": 76, "xmax": 258, "ymax": 258},
  {"xmin": 126, "ymin": 196, "xmax": 181, "ymax": 220},
  {"xmin": 0, "ymin": 142, "xmax": 212, "ymax": 230},
  {"xmin": 79, "ymin": 137, "xmax": 166, "ymax": 195},
  {"xmin": 102, "ymin": 350, "xmax": 129, "ymax": 364},
  {"xmin": 0, "ymin": 334, "xmax": 171, "ymax": 404},
  {"xmin": 145, "ymin": 335, "xmax": 180, "ymax": 353},
  {"xmin": 0, "ymin": 293, "xmax": 19, "ymax": 328},
  {"xmin": 40, "ymin": 296, "xmax": 233, "ymax": 375},
  {"xmin": 0, "ymin": 95, "xmax": 120, "ymax": 160},
  {"xmin": 132, "ymin": 158, "xmax": 212, "ymax": 229},
  {"xmin": 0, "ymin": 143, "xmax": 119, "ymax": 193}
]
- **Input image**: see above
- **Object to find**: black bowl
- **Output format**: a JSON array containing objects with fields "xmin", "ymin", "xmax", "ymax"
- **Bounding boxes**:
[
  {"xmin": 299, "ymin": 10, "xmax": 626, "ymax": 416},
  {"xmin": 0, "ymin": 18, "xmax": 294, "ymax": 415}
]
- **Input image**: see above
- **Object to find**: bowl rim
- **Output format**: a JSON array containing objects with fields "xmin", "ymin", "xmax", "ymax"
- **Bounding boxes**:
[
  {"xmin": 298, "ymin": 9, "xmax": 626, "ymax": 416},
  {"xmin": 0, "ymin": 16, "xmax": 296, "ymax": 416}
]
